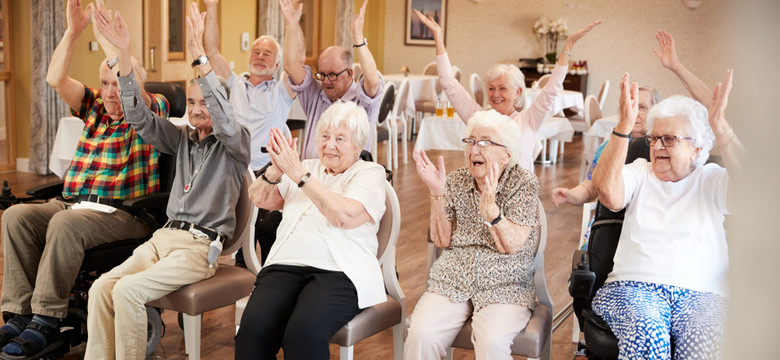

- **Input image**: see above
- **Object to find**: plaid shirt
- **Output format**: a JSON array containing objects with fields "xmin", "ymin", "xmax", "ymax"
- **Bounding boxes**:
[{"xmin": 62, "ymin": 86, "xmax": 169, "ymax": 200}]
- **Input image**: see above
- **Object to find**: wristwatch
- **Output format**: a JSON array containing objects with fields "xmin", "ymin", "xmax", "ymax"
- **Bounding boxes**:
[
  {"xmin": 107, "ymin": 57, "xmax": 120, "ymax": 70},
  {"xmin": 353, "ymin": 38, "xmax": 367, "ymax": 48},
  {"xmin": 483, "ymin": 211, "xmax": 502, "ymax": 228},
  {"xmin": 297, "ymin": 172, "xmax": 311, "ymax": 188},
  {"xmin": 191, "ymin": 55, "xmax": 209, "ymax": 68}
]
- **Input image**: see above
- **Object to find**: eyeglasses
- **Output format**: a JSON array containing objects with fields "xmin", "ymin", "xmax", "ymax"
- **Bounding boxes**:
[
  {"xmin": 461, "ymin": 138, "xmax": 507, "ymax": 149},
  {"xmin": 644, "ymin": 134, "xmax": 694, "ymax": 147},
  {"xmin": 314, "ymin": 67, "xmax": 350, "ymax": 81},
  {"xmin": 638, "ymin": 104, "xmax": 651, "ymax": 114}
]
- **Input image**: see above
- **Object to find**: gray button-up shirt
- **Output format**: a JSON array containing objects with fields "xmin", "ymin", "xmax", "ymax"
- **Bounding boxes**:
[{"xmin": 119, "ymin": 71, "xmax": 251, "ymax": 240}]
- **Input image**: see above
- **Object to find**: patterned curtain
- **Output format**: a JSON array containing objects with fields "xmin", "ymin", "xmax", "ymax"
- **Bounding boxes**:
[
  {"xmin": 257, "ymin": 0, "xmax": 285, "ymax": 76},
  {"xmin": 29, "ymin": 0, "xmax": 67, "ymax": 174},
  {"xmin": 336, "ymin": 0, "xmax": 354, "ymax": 52}
]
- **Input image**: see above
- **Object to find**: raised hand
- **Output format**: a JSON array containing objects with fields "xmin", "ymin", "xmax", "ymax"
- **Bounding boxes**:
[
  {"xmin": 478, "ymin": 161, "xmax": 500, "ymax": 220},
  {"xmin": 279, "ymin": 0, "xmax": 303, "ymax": 24},
  {"xmin": 653, "ymin": 30, "xmax": 680, "ymax": 70},
  {"xmin": 352, "ymin": 0, "xmax": 368, "ymax": 43},
  {"xmin": 67, "ymin": 0, "xmax": 93, "ymax": 34},
  {"xmin": 412, "ymin": 9, "xmax": 445, "ymax": 52},
  {"xmin": 563, "ymin": 20, "xmax": 601, "ymax": 49},
  {"xmin": 266, "ymin": 127, "xmax": 301, "ymax": 178},
  {"xmin": 186, "ymin": 2, "xmax": 207, "ymax": 59},
  {"xmin": 203, "ymin": 0, "xmax": 218, "ymax": 8},
  {"xmin": 92, "ymin": 5, "xmax": 130, "ymax": 56},
  {"xmin": 708, "ymin": 69, "xmax": 733, "ymax": 135},
  {"xmin": 616, "ymin": 73, "xmax": 639, "ymax": 134},
  {"xmin": 413, "ymin": 150, "xmax": 446, "ymax": 196}
]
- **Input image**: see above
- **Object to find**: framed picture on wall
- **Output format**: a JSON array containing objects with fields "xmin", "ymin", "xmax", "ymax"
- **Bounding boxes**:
[{"xmin": 405, "ymin": 0, "xmax": 447, "ymax": 46}]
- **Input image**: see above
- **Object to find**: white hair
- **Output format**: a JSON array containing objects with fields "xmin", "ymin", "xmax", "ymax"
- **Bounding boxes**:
[
  {"xmin": 484, "ymin": 64, "xmax": 526, "ymax": 109},
  {"xmin": 252, "ymin": 35, "xmax": 283, "ymax": 66},
  {"xmin": 316, "ymin": 101, "xmax": 370, "ymax": 151},
  {"xmin": 646, "ymin": 95, "xmax": 715, "ymax": 168},
  {"xmin": 463, "ymin": 110, "xmax": 523, "ymax": 167}
]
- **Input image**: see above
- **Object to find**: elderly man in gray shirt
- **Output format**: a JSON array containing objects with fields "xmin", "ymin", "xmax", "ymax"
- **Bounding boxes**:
[{"xmin": 83, "ymin": 5, "xmax": 250, "ymax": 359}]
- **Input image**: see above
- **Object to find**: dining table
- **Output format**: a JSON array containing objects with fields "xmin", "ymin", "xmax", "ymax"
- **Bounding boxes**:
[
  {"xmin": 383, "ymin": 73, "xmax": 438, "ymax": 120},
  {"xmin": 525, "ymin": 88, "xmax": 584, "ymax": 116},
  {"xmin": 583, "ymin": 114, "xmax": 618, "ymax": 165}
]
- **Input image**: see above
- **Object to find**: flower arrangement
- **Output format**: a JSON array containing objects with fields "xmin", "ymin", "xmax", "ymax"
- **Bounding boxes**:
[
  {"xmin": 533, "ymin": 17, "xmax": 568, "ymax": 64},
  {"xmin": 400, "ymin": 66, "xmax": 411, "ymax": 77}
]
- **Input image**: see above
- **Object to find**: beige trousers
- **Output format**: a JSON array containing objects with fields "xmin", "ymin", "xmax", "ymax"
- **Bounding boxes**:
[
  {"xmin": 1, "ymin": 199, "xmax": 151, "ymax": 318},
  {"xmin": 84, "ymin": 228, "xmax": 217, "ymax": 360},
  {"xmin": 405, "ymin": 292, "xmax": 532, "ymax": 360}
]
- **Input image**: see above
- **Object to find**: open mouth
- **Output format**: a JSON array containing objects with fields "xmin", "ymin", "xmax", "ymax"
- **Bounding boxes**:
[{"xmin": 471, "ymin": 160, "xmax": 485, "ymax": 167}]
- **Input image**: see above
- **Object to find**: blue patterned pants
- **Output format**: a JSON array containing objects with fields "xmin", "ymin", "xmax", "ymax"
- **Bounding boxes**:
[{"xmin": 592, "ymin": 281, "xmax": 727, "ymax": 359}]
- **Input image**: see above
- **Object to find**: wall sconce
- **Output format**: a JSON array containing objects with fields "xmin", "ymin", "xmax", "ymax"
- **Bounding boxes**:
[{"xmin": 682, "ymin": 0, "xmax": 703, "ymax": 10}]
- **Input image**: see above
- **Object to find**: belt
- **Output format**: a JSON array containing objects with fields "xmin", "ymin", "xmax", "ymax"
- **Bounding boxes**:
[
  {"xmin": 164, "ymin": 220, "xmax": 223, "ymax": 243},
  {"xmin": 75, "ymin": 194, "xmax": 129, "ymax": 211}
]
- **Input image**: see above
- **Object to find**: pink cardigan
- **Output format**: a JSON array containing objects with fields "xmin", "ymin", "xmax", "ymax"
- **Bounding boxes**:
[{"xmin": 437, "ymin": 53, "xmax": 568, "ymax": 170}]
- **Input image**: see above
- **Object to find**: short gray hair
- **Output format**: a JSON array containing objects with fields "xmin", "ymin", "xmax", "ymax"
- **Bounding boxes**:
[
  {"xmin": 252, "ymin": 35, "xmax": 283, "ymax": 66},
  {"xmin": 646, "ymin": 95, "xmax": 714, "ymax": 168},
  {"xmin": 316, "ymin": 101, "xmax": 369, "ymax": 151},
  {"xmin": 639, "ymin": 85, "xmax": 662, "ymax": 105},
  {"xmin": 484, "ymin": 64, "xmax": 526, "ymax": 109},
  {"xmin": 189, "ymin": 75, "xmax": 231, "ymax": 99},
  {"xmin": 463, "ymin": 110, "xmax": 523, "ymax": 167}
]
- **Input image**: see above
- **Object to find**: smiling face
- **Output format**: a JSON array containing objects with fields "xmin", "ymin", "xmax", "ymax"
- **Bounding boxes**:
[
  {"xmin": 649, "ymin": 115, "xmax": 699, "ymax": 182},
  {"xmin": 317, "ymin": 122, "xmax": 360, "ymax": 174},
  {"xmin": 317, "ymin": 47, "xmax": 353, "ymax": 101},
  {"xmin": 248, "ymin": 38, "xmax": 280, "ymax": 79},
  {"xmin": 465, "ymin": 125, "xmax": 511, "ymax": 180},
  {"xmin": 187, "ymin": 84, "xmax": 213, "ymax": 132},
  {"xmin": 99, "ymin": 64, "xmax": 124, "ymax": 119},
  {"xmin": 486, "ymin": 74, "xmax": 522, "ymax": 116}
]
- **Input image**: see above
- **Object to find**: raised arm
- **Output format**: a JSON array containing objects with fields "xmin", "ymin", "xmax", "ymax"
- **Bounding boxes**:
[
  {"xmin": 654, "ymin": 30, "xmax": 712, "ymax": 107},
  {"xmin": 280, "ymin": 0, "xmax": 306, "ymax": 85},
  {"xmin": 413, "ymin": 9, "xmax": 446, "ymax": 55},
  {"xmin": 353, "ymin": 0, "xmax": 380, "ymax": 97},
  {"xmin": 551, "ymin": 180, "xmax": 597, "ymax": 207},
  {"xmin": 479, "ymin": 163, "xmax": 535, "ymax": 255},
  {"xmin": 556, "ymin": 20, "xmax": 601, "ymax": 66},
  {"xmin": 201, "ymin": 0, "xmax": 231, "ymax": 79},
  {"xmin": 413, "ymin": 150, "xmax": 452, "ymax": 248},
  {"xmin": 708, "ymin": 70, "xmax": 742, "ymax": 207},
  {"xmin": 593, "ymin": 73, "xmax": 638, "ymax": 211},
  {"xmin": 46, "ymin": 0, "xmax": 92, "ymax": 111}
]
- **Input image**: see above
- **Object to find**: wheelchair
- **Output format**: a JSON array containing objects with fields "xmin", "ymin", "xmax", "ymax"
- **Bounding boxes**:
[
  {"xmin": 567, "ymin": 138, "xmax": 649, "ymax": 360},
  {"xmin": 0, "ymin": 81, "xmax": 185, "ymax": 359}
]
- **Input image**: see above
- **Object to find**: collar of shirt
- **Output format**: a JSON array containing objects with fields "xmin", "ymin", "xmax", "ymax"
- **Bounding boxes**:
[{"xmin": 241, "ymin": 75, "xmax": 277, "ymax": 90}]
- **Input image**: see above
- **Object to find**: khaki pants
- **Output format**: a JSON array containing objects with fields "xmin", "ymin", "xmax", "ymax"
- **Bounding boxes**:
[
  {"xmin": 84, "ymin": 228, "xmax": 217, "ymax": 360},
  {"xmin": 405, "ymin": 292, "xmax": 532, "ymax": 360},
  {"xmin": 1, "ymin": 199, "xmax": 151, "ymax": 318}
]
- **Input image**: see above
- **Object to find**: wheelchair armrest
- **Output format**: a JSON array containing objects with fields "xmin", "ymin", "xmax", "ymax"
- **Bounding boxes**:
[
  {"xmin": 122, "ymin": 191, "xmax": 170, "ymax": 210},
  {"xmin": 25, "ymin": 181, "xmax": 65, "ymax": 199},
  {"xmin": 569, "ymin": 250, "xmax": 596, "ymax": 298}
]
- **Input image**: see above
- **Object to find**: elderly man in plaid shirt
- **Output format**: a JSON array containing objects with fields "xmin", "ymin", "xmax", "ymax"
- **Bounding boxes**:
[{"xmin": 0, "ymin": 1, "xmax": 168, "ymax": 358}]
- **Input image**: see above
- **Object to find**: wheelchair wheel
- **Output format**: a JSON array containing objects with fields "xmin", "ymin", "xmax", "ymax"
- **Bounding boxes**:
[{"xmin": 146, "ymin": 306, "xmax": 163, "ymax": 356}]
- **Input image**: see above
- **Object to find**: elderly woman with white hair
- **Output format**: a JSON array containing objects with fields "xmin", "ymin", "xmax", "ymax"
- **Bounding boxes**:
[
  {"xmin": 406, "ymin": 110, "xmax": 542, "ymax": 359},
  {"xmin": 237, "ymin": 101, "xmax": 387, "ymax": 359},
  {"xmin": 413, "ymin": 11, "xmax": 600, "ymax": 170},
  {"xmin": 592, "ymin": 71, "xmax": 742, "ymax": 359}
]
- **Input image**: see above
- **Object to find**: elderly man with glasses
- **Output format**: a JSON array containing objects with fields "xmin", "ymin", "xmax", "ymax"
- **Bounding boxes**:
[{"xmin": 280, "ymin": 0, "xmax": 383, "ymax": 160}]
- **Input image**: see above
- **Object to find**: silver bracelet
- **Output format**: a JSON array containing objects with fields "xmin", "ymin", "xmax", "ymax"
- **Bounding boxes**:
[{"xmin": 562, "ymin": 50, "xmax": 572, "ymax": 56}]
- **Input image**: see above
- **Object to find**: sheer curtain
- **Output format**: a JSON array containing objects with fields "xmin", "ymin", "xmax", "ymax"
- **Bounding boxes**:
[
  {"xmin": 336, "ymin": 0, "xmax": 354, "ymax": 51},
  {"xmin": 29, "ymin": 0, "xmax": 67, "ymax": 174}
]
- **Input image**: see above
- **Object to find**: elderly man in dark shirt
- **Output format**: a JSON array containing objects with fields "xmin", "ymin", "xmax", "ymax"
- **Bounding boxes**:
[{"xmin": 83, "ymin": 4, "xmax": 250, "ymax": 359}]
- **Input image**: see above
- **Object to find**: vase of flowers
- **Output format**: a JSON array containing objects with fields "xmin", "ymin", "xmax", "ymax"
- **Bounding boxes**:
[
  {"xmin": 400, "ymin": 66, "xmax": 410, "ymax": 77},
  {"xmin": 533, "ymin": 17, "xmax": 568, "ymax": 64}
]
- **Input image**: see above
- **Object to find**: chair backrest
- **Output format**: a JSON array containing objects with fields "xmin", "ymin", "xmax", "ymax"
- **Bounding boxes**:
[
  {"xmin": 352, "ymin": 63, "xmax": 363, "ymax": 83},
  {"xmin": 145, "ymin": 81, "xmax": 187, "ymax": 118},
  {"xmin": 452, "ymin": 66, "xmax": 462, "ymax": 83},
  {"xmin": 583, "ymin": 95, "xmax": 602, "ymax": 132},
  {"xmin": 422, "ymin": 61, "xmax": 437, "ymax": 75},
  {"xmin": 533, "ymin": 198, "xmax": 552, "ymax": 310},
  {"xmin": 378, "ymin": 82, "xmax": 396, "ymax": 127},
  {"xmin": 222, "ymin": 168, "xmax": 259, "ymax": 257},
  {"xmin": 536, "ymin": 74, "xmax": 552, "ymax": 89},
  {"xmin": 393, "ymin": 79, "xmax": 411, "ymax": 119},
  {"xmin": 376, "ymin": 181, "xmax": 401, "ymax": 267},
  {"xmin": 597, "ymin": 80, "xmax": 610, "ymax": 111},
  {"xmin": 469, "ymin": 73, "xmax": 484, "ymax": 107}
]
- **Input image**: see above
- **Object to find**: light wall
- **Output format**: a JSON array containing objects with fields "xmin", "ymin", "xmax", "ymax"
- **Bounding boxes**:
[
  {"xmin": 12, "ymin": 1, "xmax": 31, "ymax": 159},
  {"xmin": 381, "ymin": 0, "xmax": 732, "ymax": 116},
  {"xmin": 219, "ymin": 0, "xmax": 257, "ymax": 74}
]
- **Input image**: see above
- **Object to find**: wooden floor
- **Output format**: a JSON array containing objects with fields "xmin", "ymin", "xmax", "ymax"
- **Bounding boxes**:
[{"xmin": 0, "ymin": 135, "xmax": 587, "ymax": 360}]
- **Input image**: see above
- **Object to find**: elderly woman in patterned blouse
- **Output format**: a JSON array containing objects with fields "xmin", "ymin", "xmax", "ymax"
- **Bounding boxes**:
[{"xmin": 405, "ymin": 110, "xmax": 541, "ymax": 359}]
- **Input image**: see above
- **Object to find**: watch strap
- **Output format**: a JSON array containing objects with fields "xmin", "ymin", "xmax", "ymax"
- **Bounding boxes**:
[
  {"xmin": 107, "ymin": 57, "xmax": 120, "ymax": 70},
  {"xmin": 297, "ymin": 172, "xmax": 312, "ymax": 188},
  {"xmin": 353, "ymin": 38, "xmax": 367, "ymax": 48}
]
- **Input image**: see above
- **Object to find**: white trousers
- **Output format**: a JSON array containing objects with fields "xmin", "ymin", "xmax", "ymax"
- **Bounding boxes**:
[
  {"xmin": 405, "ymin": 292, "xmax": 532, "ymax": 360},
  {"xmin": 84, "ymin": 228, "xmax": 217, "ymax": 360}
]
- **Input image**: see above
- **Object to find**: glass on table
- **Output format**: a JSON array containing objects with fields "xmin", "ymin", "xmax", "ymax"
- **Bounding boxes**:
[
  {"xmin": 435, "ymin": 99, "xmax": 446, "ymax": 117},
  {"xmin": 446, "ymin": 103, "xmax": 454, "ymax": 118}
]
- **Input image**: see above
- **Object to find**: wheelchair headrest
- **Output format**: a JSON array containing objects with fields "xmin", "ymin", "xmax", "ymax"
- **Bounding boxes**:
[{"xmin": 145, "ymin": 82, "xmax": 187, "ymax": 118}]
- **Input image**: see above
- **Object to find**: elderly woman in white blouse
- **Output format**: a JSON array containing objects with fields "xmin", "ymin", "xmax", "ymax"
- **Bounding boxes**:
[
  {"xmin": 591, "ymin": 71, "xmax": 741, "ymax": 359},
  {"xmin": 236, "ymin": 101, "xmax": 387, "ymax": 360}
]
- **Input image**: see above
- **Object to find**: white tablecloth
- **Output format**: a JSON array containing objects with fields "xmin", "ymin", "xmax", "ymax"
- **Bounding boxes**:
[
  {"xmin": 384, "ymin": 74, "xmax": 438, "ymax": 118},
  {"xmin": 583, "ymin": 114, "xmax": 618, "ymax": 164},
  {"xmin": 49, "ymin": 117, "xmax": 84, "ymax": 178},
  {"xmin": 525, "ymin": 88, "xmax": 584, "ymax": 115}
]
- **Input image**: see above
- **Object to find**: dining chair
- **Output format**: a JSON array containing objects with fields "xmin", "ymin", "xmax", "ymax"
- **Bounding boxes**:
[
  {"xmin": 352, "ymin": 62, "xmax": 363, "ymax": 83},
  {"xmin": 469, "ymin": 72, "xmax": 484, "ymax": 106},
  {"xmin": 536, "ymin": 74, "xmax": 552, "ymax": 89},
  {"xmin": 414, "ymin": 62, "xmax": 440, "ymax": 139},
  {"xmin": 391, "ymin": 79, "xmax": 411, "ymax": 168},
  {"xmin": 372, "ymin": 82, "xmax": 395, "ymax": 168},
  {"xmin": 597, "ymin": 80, "xmax": 610, "ymax": 111},
  {"xmin": 424, "ymin": 198, "xmax": 552, "ymax": 360},
  {"xmin": 234, "ymin": 180, "xmax": 406, "ymax": 360},
  {"xmin": 421, "ymin": 61, "xmax": 437, "ymax": 76},
  {"xmin": 579, "ymin": 95, "xmax": 603, "ymax": 182},
  {"xmin": 452, "ymin": 66, "xmax": 462, "ymax": 83},
  {"xmin": 146, "ymin": 168, "xmax": 259, "ymax": 360}
]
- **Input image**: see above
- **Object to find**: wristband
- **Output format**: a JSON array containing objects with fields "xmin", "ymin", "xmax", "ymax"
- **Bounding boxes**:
[
  {"xmin": 484, "ymin": 211, "xmax": 502, "ymax": 228},
  {"xmin": 261, "ymin": 173, "xmax": 280, "ymax": 185},
  {"xmin": 430, "ymin": 194, "xmax": 444, "ymax": 200},
  {"xmin": 562, "ymin": 50, "xmax": 572, "ymax": 56},
  {"xmin": 107, "ymin": 57, "xmax": 119, "ymax": 69},
  {"xmin": 353, "ymin": 38, "xmax": 367, "ymax": 48},
  {"xmin": 612, "ymin": 130, "xmax": 630, "ymax": 138}
]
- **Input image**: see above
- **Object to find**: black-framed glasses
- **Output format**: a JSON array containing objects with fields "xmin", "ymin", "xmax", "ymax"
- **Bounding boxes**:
[
  {"xmin": 644, "ymin": 134, "xmax": 694, "ymax": 147},
  {"xmin": 314, "ymin": 67, "xmax": 350, "ymax": 81},
  {"xmin": 461, "ymin": 138, "xmax": 507, "ymax": 149}
]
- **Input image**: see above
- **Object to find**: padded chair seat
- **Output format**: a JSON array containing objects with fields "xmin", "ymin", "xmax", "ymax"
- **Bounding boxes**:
[
  {"xmin": 449, "ymin": 301, "xmax": 552, "ymax": 358},
  {"xmin": 148, "ymin": 265, "xmax": 255, "ymax": 315},
  {"xmin": 415, "ymin": 99, "xmax": 435, "ymax": 114},
  {"xmin": 331, "ymin": 294, "xmax": 402, "ymax": 346}
]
